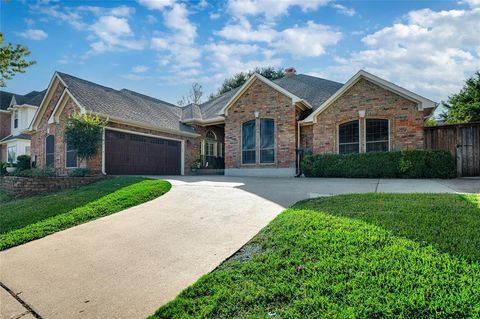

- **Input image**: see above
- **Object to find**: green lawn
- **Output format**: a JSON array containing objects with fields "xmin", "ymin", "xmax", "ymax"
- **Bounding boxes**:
[
  {"xmin": 151, "ymin": 193, "xmax": 480, "ymax": 319},
  {"xmin": 0, "ymin": 177, "xmax": 171, "ymax": 250}
]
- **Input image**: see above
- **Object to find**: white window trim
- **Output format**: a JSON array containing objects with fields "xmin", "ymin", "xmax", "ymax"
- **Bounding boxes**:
[
  {"xmin": 13, "ymin": 110, "xmax": 19, "ymax": 129},
  {"xmin": 259, "ymin": 118, "xmax": 276, "ymax": 165},
  {"xmin": 241, "ymin": 120, "xmax": 256, "ymax": 165},
  {"xmin": 337, "ymin": 119, "xmax": 361, "ymax": 154},
  {"xmin": 65, "ymin": 142, "xmax": 78, "ymax": 168},
  {"xmin": 364, "ymin": 118, "xmax": 391, "ymax": 153}
]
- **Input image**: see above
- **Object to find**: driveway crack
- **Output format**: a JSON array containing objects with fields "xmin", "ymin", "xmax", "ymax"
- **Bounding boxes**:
[{"xmin": 0, "ymin": 282, "xmax": 43, "ymax": 319}]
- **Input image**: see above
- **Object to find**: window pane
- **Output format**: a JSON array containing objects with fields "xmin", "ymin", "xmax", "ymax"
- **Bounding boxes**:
[
  {"xmin": 242, "ymin": 120, "xmax": 256, "ymax": 164},
  {"xmin": 260, "ymin": 119, "xmax": 274, "ymax": 163},
  {"xmin": 260, "ymin": 149, "xmax": 274, "ymax": 163},
  {"xmin": 339, "ymin": 143, "xmax": 359, "ymax": 154},
  {"xmin": 46, "ymin": 135, "xmax": 55, "ymax": 167},
  {"xmin": 338, "ymin": 121, "xmax": 359, "ymax": 154},
  {"xmin": 242, "ymin": 150, "xmax": 255, "ymax": 164},
  {"xmin": 8, "ymin": 147, "xmax": 16, "ymax": 163},
  {"xmin": 366, "ymin": 141, "xmax": 389, "ymax": 152},
  {"xmin": 66, "ymin": 150, "xmax": 77, "ymax": 167},
  {"xmin": 46, "ymin": 154, "xmax": 54, "ymax": 167},
  {"xmin": 46, "ymin": 135, "xmax": 55, "ymax": 153},
  {"xmin": 339, "ymin": 121, "xmax": 359, "ymax": 144},
  {"xmin": 366, "ymin": 119, "xmax": 389, "ymax": 142},
  {"xmin": 242, "ymin": 120, "xmax": 255, "ymax": 150}
]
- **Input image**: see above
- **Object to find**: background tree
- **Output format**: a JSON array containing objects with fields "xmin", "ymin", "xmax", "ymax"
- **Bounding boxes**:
[
  {"xmin": 0, "ymin": 32, "xmax": 36, "ymax": 87},
  {"xmin": 178, "ymin": 82, "xmax": 203, "ymax": 106},
  {"xmin": 441, "ymin": 71, "xmax": 480, "ymax": 124},
  {"xmin": 210, "ymin": 66, "xmax": 284, "ymax": 99}
]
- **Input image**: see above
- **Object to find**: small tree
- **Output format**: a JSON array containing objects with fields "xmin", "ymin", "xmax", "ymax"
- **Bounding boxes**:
[
  {"xmin": 210, "ymin": 66, "xmax": 285, "ymax": 99},
  {"xmin": 441, "ymin": 71, "xmax": 480, "ymax": 124},
  {"xmin": 0, "ymin": 32, "xmax": 36, "ymax": 87},
  {"xmin": 178, "ymin": 82, "xmax": 203, "ymax": 106},
  {"xmin": 64, "ymin": 113, "xmax": 106, "ymax": 160}
]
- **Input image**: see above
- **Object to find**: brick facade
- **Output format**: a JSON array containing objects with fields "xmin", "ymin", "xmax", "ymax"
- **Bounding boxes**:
[
  {"xmin": 29, "ymin": 81, "xmax": 224, "ymax": 175},
  {"xmin": 0, "ymin": 112, "xmax": 11, "ymax": 162},
  {"xmin": 224, "ymin": 78, "xmax": 298, "ymax": 171},
  {"xmin": 307, "ymin": 78, "xmax": 424, "ymax": 154}
]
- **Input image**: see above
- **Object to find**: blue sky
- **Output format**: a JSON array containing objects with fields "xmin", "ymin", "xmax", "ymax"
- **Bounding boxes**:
[{"xmin": 1, "ymin": 0, "xmax": 479, "ymax": 105}]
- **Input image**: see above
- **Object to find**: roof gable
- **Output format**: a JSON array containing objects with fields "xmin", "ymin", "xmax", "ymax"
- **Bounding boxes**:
[
  {"xmin": 218, "ymin": 73, "xmax": 312, "ymax": 116},
  {"xmin": 304, "ymin": 70, "xmax": 437, "ymax": 123}
]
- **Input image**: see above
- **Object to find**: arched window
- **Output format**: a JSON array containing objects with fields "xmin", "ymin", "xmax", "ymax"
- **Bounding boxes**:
[
  {"xmin": 242, "ymin": 120, "xmax": 256, "ymax": 164},
  {"xmin": 206, "ymin": 130, "xmax": 216, "ymax": 141},
  {"xmin": 338, "ymin": 121, "xmax": 359, "ymax": 154},
  {"xmin": 366, "ymin": 119, "xmax": 389, "ymax": 152},
  {"xmin": 45, "ymin": 135, "xmax": 55, "ymax": 167}
]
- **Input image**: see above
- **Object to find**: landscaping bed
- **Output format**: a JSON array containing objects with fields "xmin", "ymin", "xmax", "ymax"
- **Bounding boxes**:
[
  {"xmin": 0, "ymin": 176, "xmax": 171, "ymax": 250},
  {"xmin": 150, "ymin": 193, "xmax": 480, "ymax": 319}
]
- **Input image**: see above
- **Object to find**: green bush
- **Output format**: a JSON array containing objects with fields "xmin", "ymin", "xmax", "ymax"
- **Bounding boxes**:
[
  {"xmin": 67, "ymin": 168, "xmax": 91, "ymax": 177},
  {"xmin": 16, "ymin": 155, "xmax": 31, "ymax": 171},
  {"xmin": 13, "ymin": 167, "xmax": 56, "ymax": 178},
  {"xmin": 0, "ymin": 162, "xmax": 7, "ymax": 175},
  {"xmin": 301, "ymin": 150, "xmax": 456, "ymax": 179}
]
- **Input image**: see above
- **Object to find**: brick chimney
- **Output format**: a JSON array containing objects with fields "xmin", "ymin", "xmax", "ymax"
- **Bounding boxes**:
[{"xmin": 284, "ymin": 67, "xmax": 297, "ymax": 77}]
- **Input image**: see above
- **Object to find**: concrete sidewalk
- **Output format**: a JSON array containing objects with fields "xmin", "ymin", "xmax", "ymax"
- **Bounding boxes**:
[{"xmin": 0, "ymin": 176, "xmax": 477, "ymax": 319}]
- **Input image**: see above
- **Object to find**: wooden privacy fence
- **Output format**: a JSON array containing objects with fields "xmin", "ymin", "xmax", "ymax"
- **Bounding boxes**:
[{"xmin": 424, "ymin": 123, "xmax": 480, "ymax": 177}]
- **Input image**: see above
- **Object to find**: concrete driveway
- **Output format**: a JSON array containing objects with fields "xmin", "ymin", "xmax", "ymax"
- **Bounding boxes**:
[{"xmin": 1, "ymin": 177, "xmax": 478, "ymax": 319}]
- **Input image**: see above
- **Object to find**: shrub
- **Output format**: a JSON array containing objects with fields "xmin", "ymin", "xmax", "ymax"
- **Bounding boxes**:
[
  {"xmin": 301, "ymin": 150, "xmax": 456, "ymax": 179},
  {"xmin": 16, "ymin": 155, "xmax": 31, "ymax": 171},
  {"xmin": 64, "ymin": 113, "xmax": 106, "ymax": 160},
  {"xmin": 13, "ymin": 167, "xmax": 56, "ymax": 178},
  {"xmin": 67, "ymin": 168, "xmax": 91, "ymax": 177},
  {"xmin": 0, "ymin": 162, "xmax": 7, "ymax": 175}
]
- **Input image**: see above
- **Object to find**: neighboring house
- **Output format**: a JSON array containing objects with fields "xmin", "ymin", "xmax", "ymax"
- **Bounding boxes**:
[
  {"xmin": 0, "ymin": 90, "xmax": 46, "ymax": 163},
  {"xmin": 27, "ymin": 69, "xmax": 436, "ymax": 177}
]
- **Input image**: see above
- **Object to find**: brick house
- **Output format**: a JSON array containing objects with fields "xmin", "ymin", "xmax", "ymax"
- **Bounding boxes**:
[{"xmin": 26, "ymin": 69, "xmax": 436, "ymax": 177}]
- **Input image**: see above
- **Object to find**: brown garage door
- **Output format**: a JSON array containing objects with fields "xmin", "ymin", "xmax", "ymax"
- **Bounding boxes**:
[{"xmin": 105, "ymin": 130, "xmax": 181, "ymax": 175}]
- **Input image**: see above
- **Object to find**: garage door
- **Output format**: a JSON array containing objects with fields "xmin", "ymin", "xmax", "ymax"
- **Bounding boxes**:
[{"xmin": 105, "ymin": 130, "xmax": 181, "ymax": 175}]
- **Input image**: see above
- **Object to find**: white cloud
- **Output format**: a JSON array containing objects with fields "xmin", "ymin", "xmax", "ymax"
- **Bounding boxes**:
[
  {"xmin": 227, "ymin": 0, "xmax": 330, "ymax": 20},
  {"xmin": 203, "ymin": 42, "xmax": 282, "ymax": 82},
  {"xmin": 32, "ymin": 4, "xmax": 86, "ymax": 30},
  {"xmin": 18, "ymin": 29, "xmax": 48, "ymax": 40},
  {"xmin": 210, "ymin": 12, "xmax": 221, "ymax": 19},
  {"xmin": 88, "ymin": 15, "xmax": 145, "ymax": 53},
  {"xmin": 150, "ymin": 2, "xmax": 200, "ymax": 75},
  {"xmin": 460, "ymin": 0, "xmax": 480, "ymax": 7},
  {"xmin": 331, "ymin": 3, "xmax": 356, "ymax": 16},
  {"xmin": 319, "ymin": 7, "xmax": 480, "ymax": 101},
  {"xmin": 137, "ymin": 0, "xmax": 175, "ymax": 10},
  {"xmin": 132, "ymin": 65, "xmax": 149, "ymax": 73},
  {"xmin": 217, "ymin": 20, "xmax": 341, "ymax": 57}
]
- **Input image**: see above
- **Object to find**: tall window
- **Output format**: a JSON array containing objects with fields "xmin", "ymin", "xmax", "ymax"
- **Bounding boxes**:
[
  {"xmin": 366, "ymin": 119, "xmax": 389, "ymax": 152},
  {"xmin": 65, "ymin": 143, "xmax": 78, "ymax": 168},
  {"xmin": 205, "ymin": 131, "xmax": 217, "ymax": 157},
  {"xmin": 260, "ymin": 118, "xmax": 274, "ymax": 163},
  {"xmin": 45, "ymin": 135, "xmax": 55, "ymax": 167},
  {"xmin": 13, "ymin": 110, "xmax": 18, "ymax": 129},
  {"xmin": 242, "ymin": 120, "xmax": 256, "ymax": 164},
  {"xmin": 7, "ymin": 145, "xmax": 16, "ymax": 163},
  {"xmin": 338, "ymin": 120, "xmax": 359, "ymax": 154}
]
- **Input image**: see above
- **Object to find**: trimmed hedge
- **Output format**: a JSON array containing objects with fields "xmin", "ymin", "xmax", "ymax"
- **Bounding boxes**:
[{"xmin": 301, "ymin": 150, "xmax": 456, "ymax": 178}]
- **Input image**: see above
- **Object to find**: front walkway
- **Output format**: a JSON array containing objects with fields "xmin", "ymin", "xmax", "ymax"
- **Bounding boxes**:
[{"xmin": 0, "ymin": 177, "xmax": 477, "ymax": 319}]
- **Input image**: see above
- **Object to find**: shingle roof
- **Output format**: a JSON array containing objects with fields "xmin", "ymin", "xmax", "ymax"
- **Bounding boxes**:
[
  {"xmin": 0, "ymin": 90, "xmax": 46, "ymax": 110},
  {"xmin": 56, "ymin": 72, "xmax": 196, "ymax": 134},
  {"xmin": 273, "ymin": 74, "xmax": 343, "ymax": 110},
  {"xmin": 0, "ymin": 133, "xmax": 31, "ymax": 143},
  {"xmin": 197, "ymin": 74, "xmax": 344, "ymax": 120}
]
